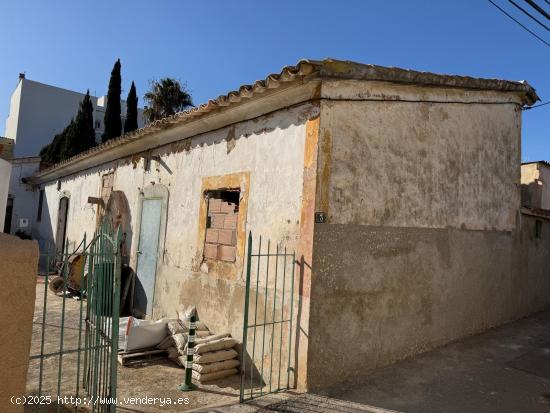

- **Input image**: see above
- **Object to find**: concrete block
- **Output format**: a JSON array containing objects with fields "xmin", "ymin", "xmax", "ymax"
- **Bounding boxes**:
[
  {"xmin": 220, "ymin": 202, "xmax": 236, "ymax": 214},
  {"xmin": 224, "ymin": 214, "xmax": 238, "ymax": 229},
  {"xmin": 208, "ymin": 198, "xmax": 222, "ymax": 214},
  {"xmin": 205, "ymin": 228, "xmax": 219, "ymax": 244},
  {"xmin": 204, "ymin": 243, "xmax": 218, "ymax": 259},
  {"xmin": 218, "ymin": 245, "xmax": 236, "ymax": 262},
  {"xmin": 210, "ymin": 213, "xmax": 226, "ymax": 229},
  {"xmin": 218, "ymin": 229, "xmax": 237, "ymax": 246}
]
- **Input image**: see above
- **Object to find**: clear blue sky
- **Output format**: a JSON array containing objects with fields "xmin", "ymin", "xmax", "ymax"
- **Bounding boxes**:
[{"xmin": 0, "ymin": 0, "xmax": 548, "ymax": 161}]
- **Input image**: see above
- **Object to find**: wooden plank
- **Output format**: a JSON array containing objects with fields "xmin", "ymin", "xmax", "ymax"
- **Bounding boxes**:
[{"xmin": 117, "ymin": 348, "xmax": 167, "ymax": 366}]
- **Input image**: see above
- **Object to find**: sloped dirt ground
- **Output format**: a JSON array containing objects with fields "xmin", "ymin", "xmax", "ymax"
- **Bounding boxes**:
[{"xmin": 25, "ymin": 278, "xmax": 241, "ymax": 412}]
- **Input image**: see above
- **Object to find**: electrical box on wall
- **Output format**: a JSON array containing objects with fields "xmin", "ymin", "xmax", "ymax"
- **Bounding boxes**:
[{"xmin": 19, "ymin": 218, "xmax": 29, "ymax": 228}]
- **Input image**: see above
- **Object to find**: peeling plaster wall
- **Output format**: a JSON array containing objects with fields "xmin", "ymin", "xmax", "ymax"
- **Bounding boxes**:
[
  {"xmin": 307, "ymin": 79, "xmax": 533, "ymax": 391},
  {"xmin": 38, "ymin": 103, "xmax": 317, "ymax": 353}
]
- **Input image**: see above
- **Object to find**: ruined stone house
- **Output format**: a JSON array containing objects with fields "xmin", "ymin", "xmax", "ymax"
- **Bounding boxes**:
[{"xmin": 23, "ymin": 59, "xmax": 550, "ymax": 391}]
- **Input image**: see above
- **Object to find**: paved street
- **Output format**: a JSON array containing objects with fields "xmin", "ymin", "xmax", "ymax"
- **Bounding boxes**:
[{"xmin": 195, "ymin": 308, "xmax": 550, "ymax": 413}]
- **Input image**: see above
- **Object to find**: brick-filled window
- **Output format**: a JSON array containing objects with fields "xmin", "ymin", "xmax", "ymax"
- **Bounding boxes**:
[{"xmin": 203, "ymin": 190, "xmax": 239, "ymax": 262}]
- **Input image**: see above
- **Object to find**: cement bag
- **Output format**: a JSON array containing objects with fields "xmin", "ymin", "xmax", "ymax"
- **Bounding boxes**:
[
  {"xmin": 167, "ymin": 320, "xmax": 186, "ymax": 335},
  {"xmin": 157, "ymin": 335, "xmax": 174, "ymax": 350},
  {"xmin": 192, "ymin": 359, "xmax": 240, "ymax": 374},
  {"xmin": 195, "ymin": 333, "xmax": 230, "ymax": 346},
  {"xmin": 118, "ymin": 317, "xmax": 130, "ymax": 347},
  {"xmin": 167, "ymin": 347, "xmax": 182, "ymax": 367},
  {"xmin": 192, "ymin": 368, "xmax": 238, "ymax": 382},
  {"xmin": 173, "ymin": 333, "xmax": 187, "ymax": 353},
  {"xmin": 195, "ymin": 337, "xmax": 238, "ymax": 355},
  {"xmin": 194, "ymin": 348, "xmax": 238, "ymax": 364},
  {"xmin": 182, "ymin": 331, "xmax": 213, "ymax": 353},
  {"xmin": 177, "ymin": 305, "xmax": 209, "ymax": 331},
  {"xmin": 166, "ymin": 346, "xmax": 179, "ymax": 359},
  {"xmin": 123, "ymin": 317, "xmax": 177, "ymax": 352}
]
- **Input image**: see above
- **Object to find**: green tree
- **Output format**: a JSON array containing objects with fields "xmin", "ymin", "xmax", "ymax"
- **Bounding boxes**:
[
  {"xmin": 40, "ymin": 91, "xmax": 96, "ymax": 163},
  {"xmin": 72, "ymin": 90, "xmax": 96, "ymax": 153},
  {"xmin": 143, "ymin": 78, "xmax": 193, "ymax": 122},
  {"xmin": 124, "ymin": 81, "xmax": 138, "ymax": 134},
  {"xmin": 102, "ymin": 59, "xmax": 122, "ymax": 142},
  {"xmin": 40, "ymin": 129, "xmax": 67, "ymax": 164}
]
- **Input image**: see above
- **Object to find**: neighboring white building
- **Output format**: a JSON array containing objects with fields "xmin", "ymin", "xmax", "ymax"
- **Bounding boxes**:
[
  {"xmin": 4, "ymin": 74, "xmax": 146, "ymax": 158},
  {"xmin": 0, "ymin": 158, "xmax": 11, "ymax": 231},
  {"xmin": 521, "ymin": 161, "xmax": 550, "ymax": 210},
  {"xmin": 3, "ymin": 157, "xmax": 42, "ymax": 237}
]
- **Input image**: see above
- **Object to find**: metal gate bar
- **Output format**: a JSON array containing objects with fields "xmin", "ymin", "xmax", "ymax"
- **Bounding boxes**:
[
  {"xmin": 30, "ymin": 218, "xmax": 121, "ymax": 413},
  {"xmin": 240, "ymin": 232, "xmax": 295, "ymax": 402}
]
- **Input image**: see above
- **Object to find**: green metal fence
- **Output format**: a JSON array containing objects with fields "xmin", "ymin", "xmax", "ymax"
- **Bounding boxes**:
[
  {"xmin": 28, "ymin": 219, "xmax": 122, "ymax": 413},
  {"xmin": 240, "ymin": 232, "xmax": 295, "ymax": 402}
]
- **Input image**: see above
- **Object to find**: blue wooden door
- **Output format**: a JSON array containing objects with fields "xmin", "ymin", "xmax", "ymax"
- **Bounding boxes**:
[{"xmin": 135, "ymin": 198, "xmax": 162, "ymax": 316}]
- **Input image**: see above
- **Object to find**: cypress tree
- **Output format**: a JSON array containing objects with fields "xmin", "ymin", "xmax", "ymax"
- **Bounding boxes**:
[
  {"xmin": 40, "ymin": 91, "xmax": 96, "ymax": 164},
  {"xmin": 59, "ymin": 120, "xmax": 77, "ymax": 160},
  {"xmin": 40, "ymin": 130, "xmax": 65, "ymax": 164},
  {"xmin": 102, "ymin": 59, "xmax": 122, "ymax": 142},
  {"xmin": 124, "ymin": 81, "xmax": 138, "ymax": 134},
  {"xmin": 73, "ymin": 90, "xmax": 96, "ymax": 152}
]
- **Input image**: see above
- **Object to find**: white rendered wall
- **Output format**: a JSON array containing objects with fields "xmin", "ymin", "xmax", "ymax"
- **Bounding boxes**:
[{"xmin": 4, "ymin": 79, "xmax": 146, "ymax": 157}]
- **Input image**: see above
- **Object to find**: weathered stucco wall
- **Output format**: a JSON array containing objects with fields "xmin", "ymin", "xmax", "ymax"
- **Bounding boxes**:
[
  {"xmin": 307, "ymin": 79, "xmax": 531, "ymax": 390},
  {"xmin": 0, "ymin": 234, "xmax": 38, "ymax": 412},
  {"xmin": 38, "ymin": 103, "xmax": 317, "ymax": 350},
  {"xmin": 522, "ymin": 213, "xmax": 550, "ymax": 311}
]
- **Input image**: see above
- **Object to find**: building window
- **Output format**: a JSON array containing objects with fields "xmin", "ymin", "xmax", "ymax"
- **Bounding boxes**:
[
  {"xmin": 203, "ymin": 190, "xmax": 239, "ymax": 262},
  {"xmin": 535, "ymin": 220, "xmax": 543, "ymax": 239},
  {"xmin": 37, "ymin": 189, "xmax": 44, "ymax": 222},
  {"xmin": 95, "ymin": 120, "xmax": 101, "ymax": 129},
  {"xmin": 101, "ymin": 173, "xmax": 114, "ymax": 206}
]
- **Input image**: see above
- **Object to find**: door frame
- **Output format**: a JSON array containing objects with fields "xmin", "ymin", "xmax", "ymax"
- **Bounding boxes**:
[
  {"xmin": 3, "ymin": 196, "xmax": 13, "ymax": 233},
  {"xmin": 132, "ymin": 184, "xmax": 169, "ymax": 318}
]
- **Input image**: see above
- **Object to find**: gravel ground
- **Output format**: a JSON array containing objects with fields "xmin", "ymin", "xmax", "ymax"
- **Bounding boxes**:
[{"xmin": 26, "ymin": 279, "xmax": 241, "ymax": 412}]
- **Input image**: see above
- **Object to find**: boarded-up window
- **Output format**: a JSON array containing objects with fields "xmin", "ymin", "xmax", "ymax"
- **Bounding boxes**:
[
  {"xmin": 101, "ymin": 173, "xmax": 114, "ymax": 206},
  {"xmin": 203, "ymin": 190, "xmax": 239, "ymax": 262}
]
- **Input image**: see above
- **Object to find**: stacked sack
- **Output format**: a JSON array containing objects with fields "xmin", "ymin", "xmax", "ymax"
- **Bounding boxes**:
[
  {"xmin": 157, "ymin": 307, "xmax": 213, "ymax": 366},
  {"xmin": 182, "ymin": 333, "xmax": 240, "ymax": 382}
]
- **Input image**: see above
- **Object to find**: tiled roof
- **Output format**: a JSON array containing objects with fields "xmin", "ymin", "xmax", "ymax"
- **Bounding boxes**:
[{"xmin": 33, "ymin": 59, "xmax": 539, "ymax": 179}]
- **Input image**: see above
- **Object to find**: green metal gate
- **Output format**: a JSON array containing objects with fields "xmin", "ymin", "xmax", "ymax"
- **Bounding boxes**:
[
  {"xmin": 29, "ymin": 218, "xmax": 122, "ymax": 412},
  {"xmin": 240, "ymin": 233, "xmax": 295, "ymax": 402}
]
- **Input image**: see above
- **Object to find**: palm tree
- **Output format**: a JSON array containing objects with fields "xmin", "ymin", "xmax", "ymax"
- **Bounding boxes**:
[{"xmin": 143, "ymin": 78, "xmax": 193, "ymax": 123}]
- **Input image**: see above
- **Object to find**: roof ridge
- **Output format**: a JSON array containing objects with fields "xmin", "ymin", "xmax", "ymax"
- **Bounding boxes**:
[{"xmin": 34, "ymin": 58, "xmax": 539, "ymax": 178}]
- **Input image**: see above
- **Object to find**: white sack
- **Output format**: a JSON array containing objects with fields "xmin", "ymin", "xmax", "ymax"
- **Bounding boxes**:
[{"xmin": 122, "ymin": 317, "xmax": 177, "ymax": 352}]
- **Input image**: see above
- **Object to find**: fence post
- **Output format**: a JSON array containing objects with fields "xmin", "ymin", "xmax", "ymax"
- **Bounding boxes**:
[
  {"xmin": 178, "ymin": 309, "xmax": 197, "ymax": 391},
  {"xmin": 240, "ymin": 232, "xmax": 253, "ymax": 402}
]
